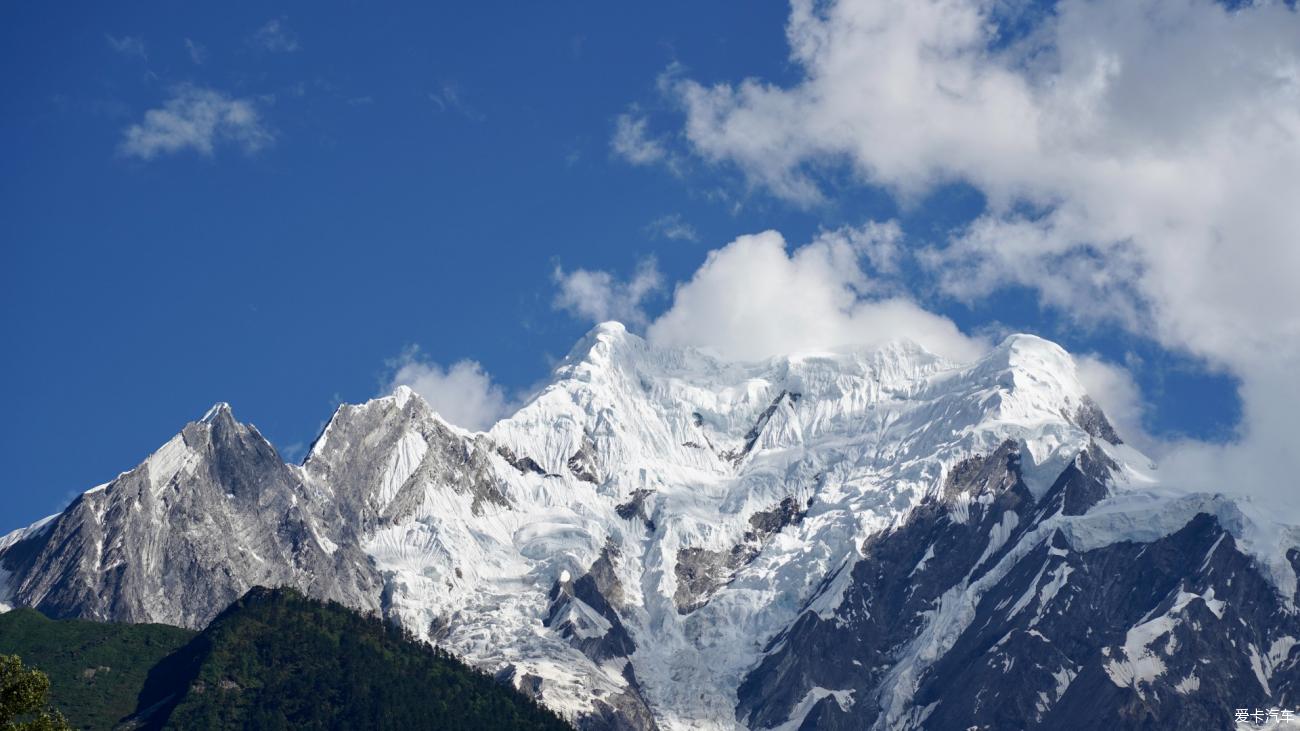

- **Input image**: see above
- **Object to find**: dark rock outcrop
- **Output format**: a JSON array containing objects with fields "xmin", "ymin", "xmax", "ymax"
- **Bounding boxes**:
[
  {"xmin": 675, "ymin": 496, "xmax": 809, "ymax": 614},
  {"xmin": 736, "ymin": 442, "xmax": 1300, "ymax": 731}
]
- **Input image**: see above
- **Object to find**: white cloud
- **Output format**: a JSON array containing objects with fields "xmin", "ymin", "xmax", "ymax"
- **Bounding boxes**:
[
  {"xmin": 646, "ymin": 229, "xmax": 984, "ymax": 363},
  {"xmin": 251, "ymin": 18, "xmax": 300, "ymax": 53},
  {"xmin": 119, "ymin": 86, "xmax": 274, "ymax": 160},
  {"xmin": 816, "ymin": 220, "xmax": 903, "ymax": 276},
  {"xmin": 1075, "ymin": 354, "xmax": 1151, "ymax": 452},
  {"xmin": 1160, "ymin": 362, "xmax": 1300, "ymax": 513},
  {"xmin": 553, "ymin": 257, "xmax": 663, "ymax": 327},
  {"xmin": 611, "ymin": 112, "xmax": 667, "ymax": 166},
  {"xmin": 660, "ymin": 0, "xmax": 1300, "ymax": 506},
  {"xmin": 645, "ymin": 213, "xmax": 700, "ymax": 242},
  {"xmin": 105, "ymin": 34, "xmax": 147, "ymax": 60},
  {"xmin": 386, "ymin": 349, "xmax": 511, "ymax": 432}
]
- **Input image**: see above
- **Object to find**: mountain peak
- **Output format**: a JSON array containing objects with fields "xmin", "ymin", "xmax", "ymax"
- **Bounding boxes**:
[
  {"xmin": 556, "ymin": 320, "xmax": 647, "ymax": 375},
  {"xmin": 592, "ymin": 320, "xmax": 627, "ymax": 335},
  {"xmin": 389, "ymin": 384, "xmax": 420, "ymax": 409},
  {"xmin": 995, "ymin": 332, "xmax": 1072, "ymax": 361},
  {"xmin": 199, "ymin": 402, "xmax": 234, "ymax": 425},
  {"xmin": 977, "ymin": 333, "xmax": 1084, "ymax": 395},
  {"xmin": 579, "ymin": 320, "xmax": 635, "ymax": 352}
]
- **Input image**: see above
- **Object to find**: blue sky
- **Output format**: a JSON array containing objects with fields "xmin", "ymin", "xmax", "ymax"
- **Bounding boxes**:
[{"xmin": 5, "ymin": 0, "xmax": 1286, "ymax": 531}]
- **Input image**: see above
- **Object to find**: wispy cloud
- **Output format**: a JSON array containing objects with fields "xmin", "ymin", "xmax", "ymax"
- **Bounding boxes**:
[
  {"xmin": 184, "ymin": 38, "xmax": 207, "ymax": 65},
  {"xmin": 279, "ymin": 441, "xmax": 308, "ymax": 465},
  {"xmin": 105, "ymin": 34, "xmax": 147, "ymax": 60},
  {"xmin": 611, "ymin": 111, "xmax": 666, "ymax": 166},
  {"xmin": 251, "ymin": 18, "xmax": 300, "ymax": 53},
  {"xmin": 429, "ymin": 82, "xmax": 484, "ymax": 121},
  {"xmin": 119, "ymin": 85, "xmax": 274, "ymax": 160},
  {"xmin": 644, "ymin": 213, "xmax": 699, "ymax": 242}
]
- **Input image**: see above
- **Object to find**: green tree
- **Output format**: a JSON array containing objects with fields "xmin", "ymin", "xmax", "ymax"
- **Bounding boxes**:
[{"xmin": 0, "ymin": 654, "xmax": 70, "ymax": 731}]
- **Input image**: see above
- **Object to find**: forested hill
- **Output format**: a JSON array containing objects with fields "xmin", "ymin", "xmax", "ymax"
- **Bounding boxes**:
[
  {"xmin": 0, "ymin": 608, "xmax": 194, "ymax": 729},
  {"xmin": 1, "ymin": 587, "xmax": 572, "ymax": 730}
]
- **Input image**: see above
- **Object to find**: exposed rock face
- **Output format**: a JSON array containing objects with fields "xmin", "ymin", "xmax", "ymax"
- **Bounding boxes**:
[
  {"xmin": 548, "ymin": 544, "xmax": 635, "ymax": 663},
  {"xmin": 738, "ymin": 439, "xmax": 1040, "ymax": 729},
  {"xmin": 3, "ymin": 325, "xmax": 1298, "ymax": 731},
  {"xmin": 547, "ymin": 543, "xmax": 659, "ymax": 730},
  {"xmin": 736, "ymin": 442, "xmax": 1300, "ymax": 731},
  {"xmin": 1074, "ymin": 395, "xmax": 1124, "ymax": 445},
  {"xmin": 615, "ymin": 488, "xmax": 656, "ymax": 531},
  {"xmin": 0, "ymin": 392, "xmax": 505, "ymax": 631},
  {"xmin": 497, "ymin": 445, "xmax": 551, "ymax": 477},
  {"xmin": 674, "ymin": 497, "xmax": 809, "ymax": 614},
  {"xmin": 0, "ymin": 405, "xmax": 382, "ymax": 629},
  {"xmin": 721, "ymin": 391, "xmax": 800, "ymax": 464},
  {"xmin": 301, "ymin": 391, "xmax": 510, "ymax": 523},
  {"xmin": 567, "ymin": 432, "xmax": 602, "ymax": 484}
]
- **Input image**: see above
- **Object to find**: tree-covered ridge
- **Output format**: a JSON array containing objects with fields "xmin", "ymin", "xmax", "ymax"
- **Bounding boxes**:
[
  {"xmin": 136, "ymin": 586, "xmax": 572, "ymax": 730},
  {"xmin": 1, "ymin": 589, "xmax": 572, "ymax": 730},
  {"xmin": 0, "ymin": 610, "xmax": 192, "ymax": 730}
]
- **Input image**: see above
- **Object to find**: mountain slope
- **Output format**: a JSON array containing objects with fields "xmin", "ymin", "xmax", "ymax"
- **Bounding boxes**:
[
  {"xmin": 129, "ymin": 586, "xmax": 570, "ymax": 730},
  {"xmin": 0, "ymin": 405, "xmax": 380, "ymax": 628},
  {"xmin": 3, "ymin": 323, "xmax": 1297, "ymax": 730},
  {"xmin": 0, "ymin": 589, "xmax": 569, "ymax": 730},
  {"xmin": 0, "ymin": 609, "xmax": 194, "ymax": 730}
]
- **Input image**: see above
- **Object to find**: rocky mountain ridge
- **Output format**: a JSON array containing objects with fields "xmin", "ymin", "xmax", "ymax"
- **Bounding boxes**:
[{"xmin": 3, "ymin": 322, "xmax": 1297, "ymax": 730}]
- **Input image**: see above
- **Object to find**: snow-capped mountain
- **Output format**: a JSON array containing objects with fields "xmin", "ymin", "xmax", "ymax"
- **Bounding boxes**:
[{"xmin": 3, "ymin": 322, "xmax": 1298, "ymax": 730}]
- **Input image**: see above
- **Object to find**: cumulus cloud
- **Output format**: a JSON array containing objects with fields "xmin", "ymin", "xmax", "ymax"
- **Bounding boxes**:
[
  {"xmin": 119, "ymin": 86, "xmax": 274, "ymax": 160},
  {"xmin": 647, "ymin": 228, "xmax": 985, "ymax": 363},
  {"xmin": 658, "ymin": 0, "xmax": 1300, "ymax": 503},
  {"xmin": 553, "ymin": 257, "xmax": 663, "ymax": 327},
  {"xmin": 251, "ymin": 18, "xmax": 300, "ymax": 53},
  {"xmin": 386, "ymin": 348, "xmax": 511, "ymax": 431}
]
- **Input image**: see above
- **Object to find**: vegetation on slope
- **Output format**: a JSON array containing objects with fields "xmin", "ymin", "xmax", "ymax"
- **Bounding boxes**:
[
  {"xmin": 0, "ymin": 652, "xmax": 72, "ymax": 730},
  {"xmin": 0, "ymin": 610, "xmax": 191, "ymax": 730},
  {"xmin": 2, "ymin": 588, "xmax": 571, "ymax": 730},
  {"xmin": 137, "ymin": 586, "xmax": 571, "ymax": 730}
]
